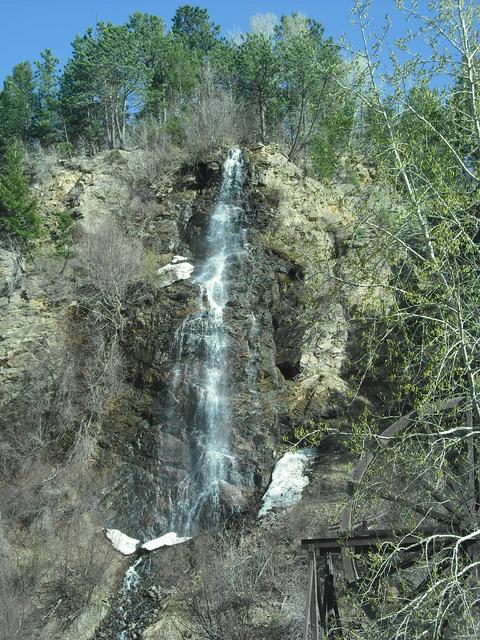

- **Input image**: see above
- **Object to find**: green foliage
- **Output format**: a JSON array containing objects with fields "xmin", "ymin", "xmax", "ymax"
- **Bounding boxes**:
[
  {"xmin": 60, "ymin": 21, "xmax": 147, "ymax": 150},
  {"xmin": 334, "ymin": 1, "xmax": 480, "ymax": 637},
  {"xmin": 0, "ymin": 141, "xmax": 42, "ymax": 244},
  {"xmin": 59, "ymin": 30, "xmax": 104, "ymax": 153},
  {"xmin": 51, "ymin": 209, "xmax": 74, "ymax": 258},
  {"xmin": 0, "ymin": 7, "xmax": 354, "ymax": 177},
  {"xmin": 34, "ymin": 49, "xmax": 61, "ymax": 146},
  {"xmin": 274, "ymin": 14, "xmax": 347, "ymax": 162},
  {"xmin": 235, "ymin": 33, "xmax": 280, "ymax": 142},
  {"xmin": 140, "ymin": 35, "xmax": 199, "ymax": 122},
  {"xmin": 0, "ymin": 62, "xmax": 36, "ymax": 144},
  {"xmin": 171, "ymin": 5, "xmax": 220, "ymax": 52},
  {"xmin": 309, "ymin": 102, "xmax": 354, "ymax": 180}
]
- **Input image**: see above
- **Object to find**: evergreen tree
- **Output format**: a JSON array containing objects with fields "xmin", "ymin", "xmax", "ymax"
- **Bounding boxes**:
[
  {"xmin": 60, "ymin": 23, "xmax": 146, "ymax": 150},
  {"xmin": 235, "ymin": 33, "xmax": 280, "ymax": 143},
  {"xmin": 0, "ymin": 62, "xmax": 36, "ymax": 144},
  {"xmin": 275, "ymin": 14, "xmax": 346, "ymax": 164},
  {"xmin": 130, "ymin": 13, "xmax": 199, "ymax": 123},
  {"xmin": 172, "ymin": 5, "xmax": 220, "ymax": 53},
  {"xmin": 60, "ymin": 30, "xmax": 104, "ymax": 153},
  {"xmin": 0, "ymin": 141, "xmax": 41, "ymax": 244},
  {"xmin": 34, "ymin": 49, "xmax": 61, "ymax": 146}
]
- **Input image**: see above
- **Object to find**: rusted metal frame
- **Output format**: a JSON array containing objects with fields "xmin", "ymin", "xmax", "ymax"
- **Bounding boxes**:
[
  {"xmin": 467, "ymin": 407, "xmax": 479, "ymax": 517},
  {"xmin": 304, "ymin": 528, "xmax": 471, "ymax": 626},
  {"xmin": 376, "ymin": 397, "xmax": 466, "ymax": 446},
  {"xmin": 417, "ymin": 477, "xmax": 465, "ymax": 519},
  {"xmin": 345, "ymin": 398, "xmax": 467, "ymax": 499},
  {"xmin": 465, "ymin": 407, "xmax": 480, "ymax": 580},
  {"xmin": 340, "ymin": 398, "xmax": 469, "ymax": 538},
  {"xmin": 304, "ymin": 525, "xmax": 456, "ymax": 601},
  {"xmin": 339, "ymin": 504, "xmax": 358, "ymax": 584},
  {"xmin": 304, "ymin": 551, "xmax": 344, "ymax": 640}
]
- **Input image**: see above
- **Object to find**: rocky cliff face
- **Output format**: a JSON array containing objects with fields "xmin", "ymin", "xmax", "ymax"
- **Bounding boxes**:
[
  {"xmin": 0, "ymin": 145, "xmax": 370, "ymax": 639},
  {"xmin": 98, "ymin": 145, "xmax": 359, "ymax": 540}
]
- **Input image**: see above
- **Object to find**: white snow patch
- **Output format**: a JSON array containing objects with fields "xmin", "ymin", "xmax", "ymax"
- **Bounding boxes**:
[
  {"xmin": 105, "ymin": 529, "xmax": 140, "ymax": 555},
  {"xmin": 106, "ymin": 529, "xmax": 191, "ymax": 555},
  {"xmin": 140, "ymin": 531, "xmax": 191, "ymax": 551},
  {"xmin": 158, "ymin": 257, "xmax": 194, "ymax": 287},
  {"xmin": 258, "ymin": 449, "xmax": 317, "ymax": 517},
  {"xmin": 171, "ymin": 255, "xmax": 189, "ymax": 264}
]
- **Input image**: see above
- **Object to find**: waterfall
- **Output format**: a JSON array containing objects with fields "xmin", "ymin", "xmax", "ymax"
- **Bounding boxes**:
[
  {"xmin": 114, "ymin": 149, "xmax": 245, "ymax": 640},
  {"xmin": 169, "ymin": 148, "xmax": 245, "ymax": 534}
]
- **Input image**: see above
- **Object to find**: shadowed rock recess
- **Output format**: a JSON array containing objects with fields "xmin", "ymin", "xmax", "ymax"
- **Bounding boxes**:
[{"xmin": 1, "ymin": 144, "xmax": 366, "ymax": 640}]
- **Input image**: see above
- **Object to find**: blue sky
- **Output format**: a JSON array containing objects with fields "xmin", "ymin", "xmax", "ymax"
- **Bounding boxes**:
[{"xmin": 0, "ymin": 1, "xmax": 416, "ymax": 83}]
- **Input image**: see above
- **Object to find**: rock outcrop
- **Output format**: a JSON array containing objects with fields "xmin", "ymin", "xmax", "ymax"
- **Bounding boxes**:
[{"xmin": 0, "ymin": 144, "xmax": 370, "ymax": 640}]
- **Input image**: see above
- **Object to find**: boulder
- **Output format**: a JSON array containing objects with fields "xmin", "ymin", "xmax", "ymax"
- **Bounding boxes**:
[{"xmin": 218, "ymin": 480, "xmax": 246, "ymax": 512}]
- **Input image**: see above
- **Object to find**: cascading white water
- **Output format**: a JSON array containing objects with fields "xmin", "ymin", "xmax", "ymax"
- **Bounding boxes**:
[
  {"xmin": 114, "ymin": 150, "xmax": 245, "ymax": 640},
  {"xmin": 117, "ymin": 558, "xmax": 143, "ymax": 640},
  {"xmin": 169, "ymin": 148, "xmax": 245, "ymax": 534}
]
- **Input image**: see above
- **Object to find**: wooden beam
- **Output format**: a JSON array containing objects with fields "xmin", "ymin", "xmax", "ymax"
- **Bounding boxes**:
[
  {"xmin": 301, "ymin": 528, "xmax": 446, "ymax": 552},
  {"xmin": 303, "ymin": 550, "xmax": 324, "ymax": 640}
]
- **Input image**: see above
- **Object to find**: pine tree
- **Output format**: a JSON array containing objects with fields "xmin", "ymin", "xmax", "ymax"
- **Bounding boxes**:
[
  {"xmin": 236, "ymin": 33, "xmax": 280, "ymax": 143},
  {"xmin": 59, "ymin": 31, "xmax": 104, "ymax": 153},
  {"xmin": 172, "ymin": 5, "xmax": 220, "ymax": 53},
  {"xmin": 275, "ymin": 14, "xmax": 346, "ymax": 164},
  {"xmin": 0, "ymin": 62, "xmax": 36, "ymax": 144},
  {"xmin": 130, "ymin": 13, "xmax": 199, "ymax": 123},
  {"xmin": 0, "ymin": 141, "xmax": 41, "ymax": 244},
  {"xmin": 34, "ymin": 49, "xmax": 61, "ymax": 146}
]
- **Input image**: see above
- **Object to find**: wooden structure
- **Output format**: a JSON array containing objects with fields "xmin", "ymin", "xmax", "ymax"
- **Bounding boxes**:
[
  {"xmin": 302, "ymin": 529, "xmax": 440, "ymax": 639},
  {"xmin": 301, "ymin": 395, "xmax": 479, "ymax": 639}
]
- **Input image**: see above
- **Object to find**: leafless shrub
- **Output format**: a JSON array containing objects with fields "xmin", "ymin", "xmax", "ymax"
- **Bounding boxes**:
[
  {"xmin": 0, "ymin": 340, "xmax": 71, "ymax": 478},
  {"xmin": 127, "ymin": 120, "xmax": 184, "ymax": 190},
  {"xmin": 177, "ymin": 528, "xmax": 304, "ymax": 640},
  {"xmin": 0, "ymin": 520, "xmax": 37, "ymax": 638},
  {"xmin": 0, "ymin": 219, "xmax": 138, "ymax": 479},
  {"xmin": 39, "ymin": 511, "xmax": 110, "ymax": 626},
  {"xmin": 0, "ymin": 558, "xmax": 35, "ymax": 640},
  {"xmin": 74, "ymin": 218, "xmax": 143, "ymax": 334},
  {"xmin": 0, "ymin": 239, "xmax": 23, "ymax": 301},
  {"xmin": 24, "ymin": 145, "xmax": 60, "ymax": 184},
  {"xmin": 84, "ymin": 334, "xmax": 125, "ymax": 417},
  {"xmin": 184, "ymin": 64, "xmax": 245, "ymax": 160},
  {"xmin": 0, "ymin": 326, "xmax": 96, "ymax": 478},
  {"xmin": 180, "ymin": 537, "xmax": 254, "ymax": 640},
  {"xmin": 0, "ymin": 447, "xmax": 111, "ymax": 637},
  {"xmin": 34, "ymin": 457, "xmax": 110, "ymax": 625}
]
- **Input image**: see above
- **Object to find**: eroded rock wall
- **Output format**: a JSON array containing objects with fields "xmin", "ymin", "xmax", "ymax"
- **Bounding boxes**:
[{"xmin": 0, "ymin": 144, "xmax": 369, "ymax": 639}]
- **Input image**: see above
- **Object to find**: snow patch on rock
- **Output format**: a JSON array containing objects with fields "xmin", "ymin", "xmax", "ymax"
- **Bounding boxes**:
[
  {"xmin": 258, "ymin": 448, "xmax": 317, "ymax": 517},
  {"xmin": 105, "ymin": 529, "xmax": 191, "ymax": 555},
  {"xmin": 158, "ymin": 256, "xmax": 194, "ymax": 287},
  {"xmin": 140, "ymin": 531, "xmax": 191, "ymax": 551},
  {"xmin": 171, "ymin": 255, "xmax": 189, "ymax": 264},
  {"xmin": 105, "ymin": 529, "xmax": 140, "ymax": 555}
]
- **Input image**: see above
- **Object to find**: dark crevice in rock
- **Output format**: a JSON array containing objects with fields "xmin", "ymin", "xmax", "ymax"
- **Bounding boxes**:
[{"xmin": 271, "ymin": 268, "xmax": 306, "ymax": 381}]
